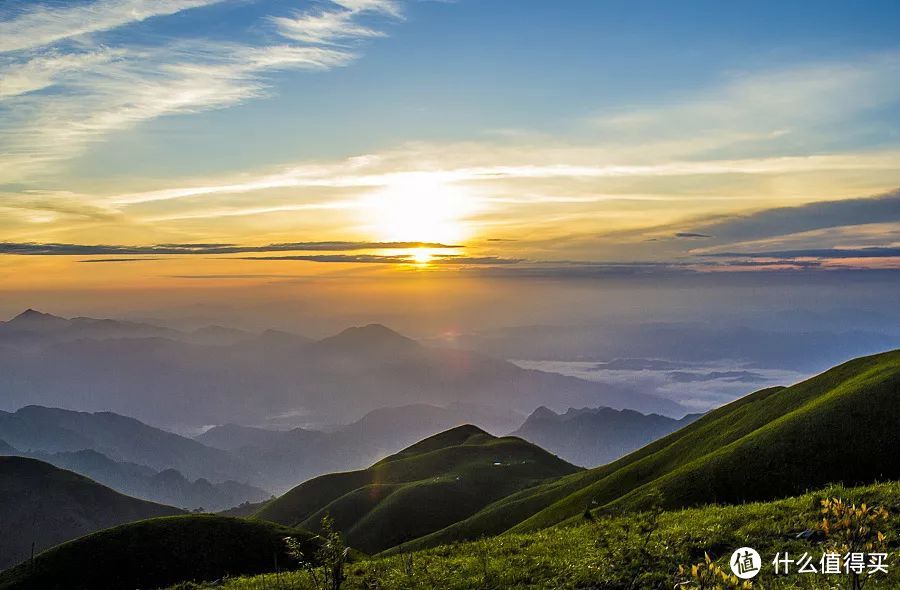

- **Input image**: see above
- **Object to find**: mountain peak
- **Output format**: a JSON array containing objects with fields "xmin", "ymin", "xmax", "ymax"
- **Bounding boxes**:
[
  {"xmin": 7, "ymin": 309, "xmax": 69, "ymax": 330},
  {"xmin": 11, "ymin": 308, "xmax": 63, "ymax": 322},
  {"xmin": 341, "ymin": 323, "xmax": 406, "ymax": 338},
  {"xmin": 528, "ymin": 406, "xmax": 559, "ymax": 420},
  {"xmin": 318, "ymin": 323, "xmax": 419, "ymax": 352}
]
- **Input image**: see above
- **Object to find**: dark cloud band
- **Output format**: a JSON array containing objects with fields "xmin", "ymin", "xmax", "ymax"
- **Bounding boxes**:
[{"xmin": 0, "ymin": 241, "xmax": 462, "ymax": 256}]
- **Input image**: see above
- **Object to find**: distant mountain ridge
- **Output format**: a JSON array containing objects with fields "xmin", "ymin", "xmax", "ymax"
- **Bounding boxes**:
[
  {"xmin": 0, "ymin": 310, "xmax": 685, "ymax": 431},
  {"xmin": 510, "ymin": 406, "xmax": 701, "ymax": 467},
  {"xmin": 0, "ymin": 402, "xmax": 527, "ymax": 500},
  {"xmin": 0, "ymin": 444, "xmax": 269, "ymax": 511},
  {"xmin": 0, "ymin": 309, "xmax": 252, "ymax": 346},
  {"xmin": 0, "ymin": 309, "xmax": 180, "ymax": 344},
  {"xmin": 0, "ymin": 456, "xmax": 183, "ymax": 570},
  {"xmin": 0, "ymin": 406, "xmax": 252, "ymax": 484}
]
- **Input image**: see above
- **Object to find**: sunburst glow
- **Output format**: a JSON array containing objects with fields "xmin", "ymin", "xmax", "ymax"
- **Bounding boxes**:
[
  {"xmin": 360, "ymin": 174, "xmax": 474, "ymax": 244},
  {"xmin": 411, "ymin": 248, "xmax": 433, "ymax": 265}
]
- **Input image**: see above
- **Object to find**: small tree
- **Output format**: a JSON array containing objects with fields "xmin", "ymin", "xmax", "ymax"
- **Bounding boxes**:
[{"xmin": 285, "ymin": 514, "xmax": 349, "ymax": 590}]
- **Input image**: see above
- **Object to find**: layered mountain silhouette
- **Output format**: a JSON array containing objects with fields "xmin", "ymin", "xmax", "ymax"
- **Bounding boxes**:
[
  {"xmin": 0, "ymin": 457, "xmax": 183, "ymax": 570},
  {"xmin": 253, "ymin": 425, "xmax": 581, "ymax": 553},
  {"xmin": 0, "ymin": 311, "xmax": 684, "ymax": 431},
  {"xmin": 0, "ymin": 403, "xmax": 525, "ymax": 499},
  {"xmin": 0, "ymin": 349, "xmax": 898, "ymax": 586},
  {"xmin": 510, "ymin": 406, "xmax": 700, "ymax": 467},
  {"xmin": 0, "ymin": 445, "xmax": 269, "ymax": 511},
  {"xmin": 0, "ymin": 406, "xmax": 251, "ymax": 483},
  {"xmin": 0, "ymin": 309, "xmax": 253, "ymax": 347}
]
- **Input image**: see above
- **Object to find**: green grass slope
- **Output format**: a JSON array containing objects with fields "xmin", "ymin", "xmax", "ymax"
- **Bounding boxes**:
[
  {"xmin": 0, "ymin": 515, "xmax": 319, "ymax": 590},
  {"xmin": 0, "ymin": 456, "xmax": 183, "ymax": 570},
  {"xmin": 173, "ymin": 480, "xmax": 900, "ymax": 590},
  {"xmin": 254, "ymin": 425, "xmax": 580, "ymax": 553},
  {"xmin": 402, "ymin": 349, "xmax": 900, "ymax": 550}
]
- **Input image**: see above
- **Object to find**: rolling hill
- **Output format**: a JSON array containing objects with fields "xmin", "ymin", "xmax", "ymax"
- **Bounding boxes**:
[
  {"xmin": 510, "ymin": 406, "xmax": 700, "ymax": 467},
  {"xmin": 0, "ymin": 457, "xmax": 183, "ymax": 570},
  {"xmin": 396, "ymin": 349, "xmax": 900, "ymax": 551},
  {"xmin": 0, "ymin": 515, "xmax": 319, "ymax": 590},
  {"xmin": 165, "ymin": 480, "xmax": 900, "ymax": 590},
  {"xmin": 253, "ymin": 425, "xmax": 581, "ymax": 553}
]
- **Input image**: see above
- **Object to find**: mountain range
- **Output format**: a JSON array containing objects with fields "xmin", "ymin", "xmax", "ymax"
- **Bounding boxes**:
[
  {"xmin": 0, "ymin": 310, "xmax": 684, "ymax": 432},
  {"xmin": 2, "ymin": 348, "xmax": 899, "ymax": 587},
  {"xmin": 0, "ymin": 399, "xmax": 684, "ymax": 501},
  {"xmin": 0, "ymin": 405, "xmax": 251, "ymax": 483},
  {"xmin": 0, "ymin": 403, "xmax": 528, "ymax": 496},
  {"xmin": 0, "ymin": 444, "xmax": 269, "ymax": 511}
]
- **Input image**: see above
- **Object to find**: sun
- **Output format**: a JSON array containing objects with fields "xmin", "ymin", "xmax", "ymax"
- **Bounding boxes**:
[
  {"xmin": 360, "ymin": 173, "xmax": 474, "ymax": 244},
  {"xmin": 411, "ymin": 248, "xmax": 433, "ymax": 265}
]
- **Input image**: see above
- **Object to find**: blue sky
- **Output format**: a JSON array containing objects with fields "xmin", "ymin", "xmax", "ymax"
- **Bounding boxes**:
[
  {"xmin": 71, "ymin": 0, "xmax": 900, "ymax": 177},
  {"xmin": 1, "ymin": 0, "xmax": 900, "ymax": 306}
]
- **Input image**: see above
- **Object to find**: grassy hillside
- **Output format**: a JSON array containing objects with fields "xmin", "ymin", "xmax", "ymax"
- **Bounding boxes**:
[
  {"xmin": 400, "ymin": 349, "xmax": 900, "ymax": 550},
  {"xmin": 169, "ymin": 481, "xmax": 900, "ymax": 590},
  {"xmin": 254, "ymin": 425, "xmax": 580, "ymax": 553},
  {"xmin": 0, "ymin": 515, "xmax": 319, "ymax": 590},
  {"xmin": 0, "ymin": 456, "xmax": 182, "ymax": 570}
]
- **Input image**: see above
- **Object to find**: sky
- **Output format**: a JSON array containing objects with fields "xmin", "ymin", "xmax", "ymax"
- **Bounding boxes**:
[{"xmin": 2, "ymin": 0, "xmax": 900, "ymax": 336}]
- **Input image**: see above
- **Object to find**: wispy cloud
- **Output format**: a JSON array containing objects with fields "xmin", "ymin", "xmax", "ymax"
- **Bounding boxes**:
[
  {"xmin": 273, "ymin": 0, "xmax": 400, "ymax": 44},
  {"xmin": 0, "ymin": 0, "xmax": 227, "ymax": 53},
  {"xmin": 0, "ymin": 43, "xmax": 355, "ymax": 180},
  {"xmin": 0, "ymin": 49, "xmax": 125, "ymax": 98},
  {"xmin": 590, "ymin": 53, "xmax": 900, "ymax": 158},
  {"xmin": 98, "ymin": 150, "xmax": 900, "ymax": 209},
  {"xmin": 0, "ymin": 0, "xmax": 404, "ymax": 183}
]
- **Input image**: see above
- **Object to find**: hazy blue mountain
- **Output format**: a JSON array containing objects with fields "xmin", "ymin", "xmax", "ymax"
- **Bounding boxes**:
[
  {"xmin": 0, "ymin": 312, "xmax": 684, "ymax": 432},
  {"xmin": 198, "ymin": 402, "xmax": 524, "ymax": 492},
  {"xmin": 0, "ymin": 309, "xmax": 260, "ymax": 347},
  {"xmin": 0, "ymin": 309, "xmax": 180, "ymax": 346},
  {"xmin": 510, "ymin": 406, "xmax": 701, "ymax": 467},
  {"xmin": 0, "ymin": 406, "xmax": 254, "ymax": 484},
  {"xmin": 195, "ymin": 423, "xmax": 326, "ymax": 452},
  {"xmin": 0, "ymin": 445, "xmax": 269, "ymax": 511}
]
